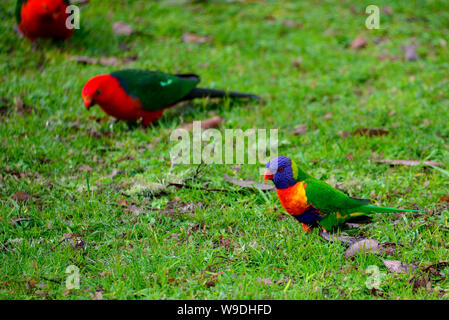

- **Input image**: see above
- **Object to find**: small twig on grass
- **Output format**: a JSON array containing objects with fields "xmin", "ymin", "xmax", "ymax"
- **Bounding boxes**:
[{"xmin": 166, "ymin": 182, "xmax": 239, "ymax": 193}]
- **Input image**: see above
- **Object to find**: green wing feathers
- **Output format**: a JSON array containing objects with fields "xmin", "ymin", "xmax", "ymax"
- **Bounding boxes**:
[
  {"xmin": 303, "ymin": 177, "xmax": 424, "ymax": 230},
  {"xmin": 16, "ymin": 0, "xmax": 27, "ymax": 23},
  {"xmin": 110, "ymin": 70, "xmax": 200, "ymax": 111},
  {"xmin": 304, "ymin": 178, "xmax": 369, "ymax": 214}
]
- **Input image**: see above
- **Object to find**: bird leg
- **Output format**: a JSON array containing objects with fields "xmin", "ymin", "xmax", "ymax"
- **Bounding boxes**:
[{"xmin": 301, "ymin": 223, "xmax": 312, "ymax": 233}]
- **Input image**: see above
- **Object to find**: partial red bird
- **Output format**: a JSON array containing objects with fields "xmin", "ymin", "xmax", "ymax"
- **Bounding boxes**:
[
  {"xmin": 82, "ymin": 70, "xmax": 260, "ymax": 127},
  {"xmin": 16, "ymin": 0, "xmax": 74, "ymax": 42}
]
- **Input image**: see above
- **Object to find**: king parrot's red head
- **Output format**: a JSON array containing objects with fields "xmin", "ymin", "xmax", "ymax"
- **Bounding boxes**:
[
  {"xmin": 81, "ymin": 73, "xmax": 147, "ymax": 123},
  {"xmin": 81, "ymin": 74, "xmax": 112, "ymax": 110}
]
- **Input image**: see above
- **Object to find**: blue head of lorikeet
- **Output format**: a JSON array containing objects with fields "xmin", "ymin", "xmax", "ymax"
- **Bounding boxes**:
[{"xmin": 264, "ymin": 156, "xmax": 297, "ymax": 189}]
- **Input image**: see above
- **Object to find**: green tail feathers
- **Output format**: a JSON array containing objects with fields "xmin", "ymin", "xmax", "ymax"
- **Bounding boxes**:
[{"xmin": 356, "ymin": 205, "xmax": 425, "ymax": 214}]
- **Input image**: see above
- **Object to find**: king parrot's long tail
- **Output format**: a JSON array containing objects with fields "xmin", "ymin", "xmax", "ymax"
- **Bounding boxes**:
[{"xmin": 181, "ymin": 87, "xmax": 261, "ymax": 101}]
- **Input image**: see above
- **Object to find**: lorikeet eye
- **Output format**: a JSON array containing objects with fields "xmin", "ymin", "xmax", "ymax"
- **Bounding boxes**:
[{"xmin": 278, "ymin": 166, "xmax": 285, "ymax": 173}]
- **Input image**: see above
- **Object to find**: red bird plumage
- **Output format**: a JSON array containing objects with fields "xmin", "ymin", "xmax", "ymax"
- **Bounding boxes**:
[
  {"xmin": 16, "ymin": 0, "xmax": 73, "ymax": 42},
  {"xmin": 82, "ymin": 74, "xmax": 165, "ymax": 127}
]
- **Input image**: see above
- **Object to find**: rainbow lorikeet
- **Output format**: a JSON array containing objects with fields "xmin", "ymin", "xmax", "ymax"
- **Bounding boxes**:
[
  {"xmin": 16, "ymin": 0, "xmax": 74, "ymax": 42},
  {"xmin": 81, "ymin": 70, "xmax": 260, "ymax": 127},
  {"xmin": 264, "ymin": 156, "xmax": 424, "ymax": 232}
]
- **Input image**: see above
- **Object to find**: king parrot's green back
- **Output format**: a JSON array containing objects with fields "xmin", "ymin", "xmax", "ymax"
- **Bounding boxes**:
[
  {"xmin": 110, "ymin": 70, "xmax": 200, "ymax": 111},
  {"xmin": 15, "ymin": 0, "xmax": 27, "ymax": 23}
]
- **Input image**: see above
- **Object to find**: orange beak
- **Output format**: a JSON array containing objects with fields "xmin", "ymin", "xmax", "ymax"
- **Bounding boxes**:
[
  {"xmin": 83, "ymin": 96, "xmax": 93, "ymax": 110},
  {"xmin": 264, "ymin": 170, "xmax": 274, "ymax": 183}
]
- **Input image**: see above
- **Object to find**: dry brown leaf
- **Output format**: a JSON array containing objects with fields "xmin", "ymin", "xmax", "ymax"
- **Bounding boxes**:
[
  {"xmin": 350, "ymin": 36, "xmax": 368, "ymax": 50},
  {"xmin": 292, "ymin": 124, "xmax": 307, "ymax": 135},
  {"xmin": 323, "ymin": 112, "xmax": 333, "ymax": 119},
  {"xmin": 182, "ymin": 32, "xmax": 212, "ymax": 44},
  {"xmin": 382, "ymin": 6, "xmax": 393, "ymax": 15},
  {"xmin": 401, "ymin": 44, "xmax": 418, "ymax": 61},
  {"xmin": 282, "ymin": 20, "xmax": 302, "ymax": 28},
  {"xmin": 177, "ymin": 116, "xmax": 224, "ymax": 130},
  {"xmin": 223, "ymin": 174, "xmax": 274, "ymax": 191},
  {"xmin": 382, "ymin": 259, "xmax": 417, "ymax": 274},
  {"xmin": 113, "ymin": 22, "xmax": 135, "ymax": 36},
  {"xmin": 259, "ymin": 278, "xmax": 274, "ymax": 285},
  {"xmin": 340, "ymin": 128, "xmax": 389, "ymax": 138},
  {"xmin": 353, "ymin": 128, "xmax": 390, "ymax": 137},
  {"xmin": 11, "ymin": 192, "xmax": 31, "ymax": 202},
  {"xmin": 292, "ymin": 56, "xmax": 303, "ymax": 69},
  {"xmin": 98, "ymin": 57, "xmax": 120, "ymax": 66},
  {"xmin": 118, "ymin": 200, "xmax": 128, "ymax": 207},
  {"xmin": 439, "ymin": 196, "xmax": 449, "ymax": 203},
  {"xmin": 78, "ymin": 164, "xmax": 92, "ymax": 172},
  {"xmin": 375, "ymin": 159, "xmax": 443, "ymax": 167},
  {"xmin": 344, "ymin": 239, "xmax": 380, "ymax": 258},
  {"xmin": 345, "ymin": 153, "xmax": 354, "ymax": 161}
]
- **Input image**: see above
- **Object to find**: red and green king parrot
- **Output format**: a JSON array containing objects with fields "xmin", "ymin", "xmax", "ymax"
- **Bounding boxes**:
[
  {"xmin": 264, "ymin": 156, "xmax": 424, "ymax": 232},
  {"xmin": 16, "ymin": 0, "xmax": 74, "ymax": 42},
  {"xmin": 81, "ymin": 69, "xmax": 260, "ymax": 127}
]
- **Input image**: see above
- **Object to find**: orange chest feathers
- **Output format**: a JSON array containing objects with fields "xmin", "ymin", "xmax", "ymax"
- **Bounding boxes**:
[{"xmin": 276, "ymin": 182, "xmax": 309, "ymax": 216}]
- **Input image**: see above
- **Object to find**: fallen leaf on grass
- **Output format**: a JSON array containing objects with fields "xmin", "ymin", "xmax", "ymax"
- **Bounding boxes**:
[
  {"xmin": 439, "ymin": 196, "xmax": 449, "ymax": 203},
  {"xmin": 401, "ymin": 44, "xmax": 418, "ymax": 61},
  {"xmin": 350, "ymin": 36, "xmax": 367, "ymax": 50},
  {"xmin": 10, "ymin": 192, "xmax": 31, "ymax": 202},
  {"xmin": 382, "ymin": 6, "xmax": 393, "ymax": 15},
  {"xmin": 353, "ymin": 128, "xmax": 389, "ymax": 137},
  {"xmin": 282, "ymin": 20, "xmax": 302, "ymax": 28},
  {"xmin": 409, "ymin": 261, "xmax": 449, "ymax": 292},
  {"xmin": 118, "ymin": 200, "xmax": 128, "ymax": 207},
  {"xmin": 423, "ymin": 261, "xmax": 449, "ymax": 278},
  {"xmin": 182, "ymin": 32, "xmax": 212, "ymax": 44},
  {"xmin": 78, "ymin": 164, "xmax": 92, "ymax": 172},
  {"xmin": 322, "ymin": 112, "xmax": 332, "ymax": 119},
  {"xmin": 292, "ymin": 124, "xmax": 307, "ymax": 135},
  {"xmin": 14, "ymin": 97, "xmax": 35, "ymax": 115},
  {"xmin": 259, "ymin": 278, "xmax": 274, "ymax": 285},
  {"xmin": 375, "ymin": 159, "xmax": 443, "ymax": 167},
  {"xmin": 344, "ymin": 239, "xmax": 380, "ymax": 258},
  {"xmin": 223, "ymin": 174, "xmax": 274, "ymax": 191},
  {"xmin": 292, "ymin": 57, "xmax": 303, "ymax": 69},
  {"xmin": 89, "ymin": 290, "xmax": 103, "ymax": 300},
  {"xmin": 339, "ymin": 128, "xmax": 389, "ymax": 138},
  {"xmin": 345, "ymin": 153, "xmax": 354, "ymax": 161},
  {"xmin": 177, "ymin": 116, "xmax": 223, "ymax": 130},
  {"xmin": 113, "ymin": 22, "xmax": 134, "ymax": 36},
  {"xmin": 382, "ymin": 259, "xmax": 417, "ymax": 274}
]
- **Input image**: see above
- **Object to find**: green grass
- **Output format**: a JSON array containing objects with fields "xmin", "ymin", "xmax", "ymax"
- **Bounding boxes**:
[{"xmin": 1, "ymin": 0, "xmax": 449, "ymax": 299}]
